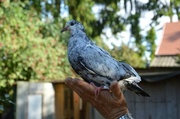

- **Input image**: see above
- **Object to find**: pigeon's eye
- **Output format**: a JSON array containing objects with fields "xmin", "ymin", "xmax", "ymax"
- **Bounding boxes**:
[{"xmin": 70, "ymin": 22, "xmax": 75, "ymax": 26}]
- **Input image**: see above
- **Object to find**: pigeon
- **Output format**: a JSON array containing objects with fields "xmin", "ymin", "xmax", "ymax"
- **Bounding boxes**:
[{"xmin": 61, "ymin": 20, "xmax": 150, "ymax": 97}]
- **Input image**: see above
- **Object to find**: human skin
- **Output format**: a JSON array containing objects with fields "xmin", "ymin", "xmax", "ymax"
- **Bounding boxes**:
[{"xmin": 65, "ymin": 78, "xmax": 129, "ymax": 119}]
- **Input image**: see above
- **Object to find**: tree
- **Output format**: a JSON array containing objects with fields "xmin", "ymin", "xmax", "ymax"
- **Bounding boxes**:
[
  {"xmin": 18, "ymin": 0, "xmax": 180, "ymax": 62},
  {"xmin": 145, "ymin": 27, "xmax": 156, "ymax": 60},
  {"xmin": 0, "ymin": 1, "xmax": 73, "ymax": 86},
  {"xmin": 0, "ymin": 1, "xmax": 73, "ymax": 114},
  {"xmin": 110, "ymin": 44, "xmax": 145, "ymax": 67}
]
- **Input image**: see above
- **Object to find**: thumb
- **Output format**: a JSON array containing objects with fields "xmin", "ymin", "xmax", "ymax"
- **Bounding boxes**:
[{"xmin": 110, "ymin": 81, "xmax": 123, "ymax": 100}]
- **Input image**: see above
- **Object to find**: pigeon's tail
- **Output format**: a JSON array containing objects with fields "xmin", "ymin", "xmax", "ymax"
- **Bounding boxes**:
[{"xmin": 124, "ymin": 81, "xmax": 150, "ymax": 97}]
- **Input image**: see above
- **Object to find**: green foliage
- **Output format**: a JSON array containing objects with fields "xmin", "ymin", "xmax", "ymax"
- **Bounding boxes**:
[
  {"xmin": 22, "ymin": 0, "xmax": 159, "ymax": 64},
  {"xmin": 0, "ymin": 86, "xmax": 14, "ymax": 113},
  {"xmin": 142, "ymin": 0, "xmax": 180, "ymax": 21},
  {"xmin": 67, "ymin": 0, "xmax": 96, "ymax": 35},
  {"xmin": 65, "ymin": 0, "xmax": 157, "ymax": 63},
  {"xmin": 0, "ymin": 2, "xmax": 71, "ymax": 87},
  {"xmin": 146, "ymin": 27, "xmax": 156, "ymax": 60},
  {"xmin": 0, "ymin": 1, "xmax": 72, "ymax": 112},
  {"xmin": 110, "ymin": 44, "xmax": 146, "ymax": 68},
  {"xmin": 18, "ymin": 0, "xmax": 180, "ymax": 64}
]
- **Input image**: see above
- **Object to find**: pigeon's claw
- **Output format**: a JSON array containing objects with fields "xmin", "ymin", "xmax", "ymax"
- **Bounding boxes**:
[
  {"xmin": 94, "ymin": 87, "xmax": 104, "ymax": 100},
  {"xmin": 90, "ymin": 83, "xmax": 108, "ymax": 100}
]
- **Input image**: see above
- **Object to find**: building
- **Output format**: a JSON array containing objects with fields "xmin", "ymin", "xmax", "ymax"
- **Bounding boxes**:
[
  {"xmin": 124, "ymin": 22, "xmax": 180, "ymax": 119},
  {"xmin": 151, "ymin": 21, "xmax": 180, "ymax": 67}
]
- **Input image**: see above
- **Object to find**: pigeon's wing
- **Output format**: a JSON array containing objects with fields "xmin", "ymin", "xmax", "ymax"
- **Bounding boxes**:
[
  {"xmin": 118, "ymin": 62, "xmax": 150, "ymax": 96},
  {"xmin": 78, "ymin": 45, "xmax": 122, "ymax": 80},
  {"xmin": 119, "ymin": 62, "xmax": 141, "ymax": 82}
]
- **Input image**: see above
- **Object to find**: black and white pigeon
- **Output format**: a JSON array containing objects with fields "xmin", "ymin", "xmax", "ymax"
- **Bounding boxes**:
[{"xmin": 61, "ymin": 20, "xmax": 150, "ymax": 97}]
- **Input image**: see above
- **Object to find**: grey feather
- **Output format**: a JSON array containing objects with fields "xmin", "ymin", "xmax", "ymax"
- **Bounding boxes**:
[{"xmin": 62, "ymin": 20, "xmax": 150, "ymax": 97}]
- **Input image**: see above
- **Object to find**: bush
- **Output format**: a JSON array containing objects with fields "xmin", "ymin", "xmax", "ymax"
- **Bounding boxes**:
[{"xmin": 0, "ymin": 1, "xmax": 72, "ymax": 112}]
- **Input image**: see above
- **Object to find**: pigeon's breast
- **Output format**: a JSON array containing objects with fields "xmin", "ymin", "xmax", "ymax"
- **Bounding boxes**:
[
  {"xmin": 68, "ymin": 43, "xmax": 80, "ymax": 68},
  {"xmin": 67, "ymin": 37, "xmax": 87, "ymax": 72},
  {"xmin": 68, "ymin": 40, "xmax": 94, "ymax": 83}
]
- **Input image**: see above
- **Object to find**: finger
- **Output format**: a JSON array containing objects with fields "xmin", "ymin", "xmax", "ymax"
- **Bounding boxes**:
[
  {"xmin": 65, "ymin": 78, "xmax": 81, "ymax": 90},
  {"xmin": 65, "ymin": 78, "xmax": 95, "ymax": 97},
  {"xmin": 65, "ymin": 77, "xmax": 73, "ymax": 85},
  {"xmin": 110, "ymin": 81, "xmax": 123, "ymax": 100},
  {"xmin": 72, "ymin": 78, "xmax": 96, "ymax": 95}
]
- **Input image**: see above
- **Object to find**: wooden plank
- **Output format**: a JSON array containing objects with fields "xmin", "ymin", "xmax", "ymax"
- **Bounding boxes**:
[
  {"xmin": 65, "ymin": 86, "xmax": 73, "ymax": 119},
  {"xmin": 144, "ymin": 82, "xmax": 156, "ymax": 119},
  {"xmin": 27, "ymin": 95, "xmax": 42, "ymax": 119},
  {"xmin": 81, "ymin": 101, "xmax": 90, "ymax": 119},
  {"xmin": 124, "ymin": 75, "xmax": 180, "ymax": 119},
  {"xmin": 53, "ymin": 83, "xmax": 65, "ymax": 119},
  {"xmin": 93, "ymin": 108, "xmax": 104, "ymax": 119},
  {"xmin": 89, "ymin": 105, "xmax": 95, "ymax": 119},
  {"xmin": 134, "ymin": 94, "xmax": 146, "ymax": 118},
  {"xmin": 16, "ymin": 81, "xmax": 55, "ymax": 119},
  {"xmin": 166, "ymin": 78, "xmax": 178, "ymax": 119},
  {"xmin": 177, "ymin": 78, "xmax": 180, "ymax": 119},
  {"xmin": 29, "ymin": 82, "xmax": 55, "ymax": 119},
  {"xmin": 89, "ymin": 104, "xmax": 104, "ymax": 119},
  {"xmin": 73, "ymin": 92, "xmax": 80, "ymax": 119},
  {"xmin": 124, "ymin": 90, "xmax": 136, "ymax": 118},
  {"xmin": 16, "ymin": 82, "xmax": 29, "ymax": 119},
  {"xmin": 155, "ymin": 81, "xmax": 167, "ymax": 119}
]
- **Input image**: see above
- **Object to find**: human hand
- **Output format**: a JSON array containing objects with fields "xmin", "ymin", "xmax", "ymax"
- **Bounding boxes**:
[{"xmin": 65, "ymin": 78, "xmax": 129, "ymax": 119}]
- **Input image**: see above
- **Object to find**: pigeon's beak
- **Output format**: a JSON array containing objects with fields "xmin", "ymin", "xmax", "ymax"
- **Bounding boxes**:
[{"xmin": 61, "ymin": 26, "xmax": 69, "ymax": 33}]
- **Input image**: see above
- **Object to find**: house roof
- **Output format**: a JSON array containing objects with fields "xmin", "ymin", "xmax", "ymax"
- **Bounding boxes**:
[
  {"xmin": 155, "ymin": 22, "xmax": 180, "ymax": 55},
  {"xmin": 150, "ymin": 55, "xmax": 180, "ymax": 67},
  {"xmin": 136, "ymin": 67, "xmax": 180, "ymax": 82},
  {"xmin": 150, "ymin": 22, "xmax": 180, "ymax": 67}
]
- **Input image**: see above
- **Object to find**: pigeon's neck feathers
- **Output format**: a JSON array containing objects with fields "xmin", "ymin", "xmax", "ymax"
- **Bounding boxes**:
[
  {"xmin": 68, "ymin": 30, "xmax": 92, "ymax": 53},
  {"xmin": 70, "ymin": 27, "xmax": 86, "ymax": 36},
  {"xmin": 68, "ymin": 23, "xmax": 93, "ymax": 45}
]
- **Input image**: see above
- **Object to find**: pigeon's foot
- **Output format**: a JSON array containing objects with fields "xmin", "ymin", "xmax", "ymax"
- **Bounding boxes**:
[
  {"xmin": 94, "ymin": 86, "xmax": 104, "ymax": 100},
  {"xmin": 90, "ymin": 83, "xmax": 109, "ymax": 100}
]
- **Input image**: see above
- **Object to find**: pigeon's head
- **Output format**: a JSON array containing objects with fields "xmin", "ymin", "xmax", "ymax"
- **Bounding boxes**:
[{"xmin": 61, "ymin": 20, "xmax": 85, "ymax": 33}]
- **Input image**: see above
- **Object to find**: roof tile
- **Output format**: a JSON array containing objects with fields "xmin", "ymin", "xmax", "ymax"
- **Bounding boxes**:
[
  {"xmin": 156, "ymin": 22, "xmax": 180, "ymax": 55},
  {"xmin": 150, "ymin": 56, "xmax": 180, "ymax": 67}
]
